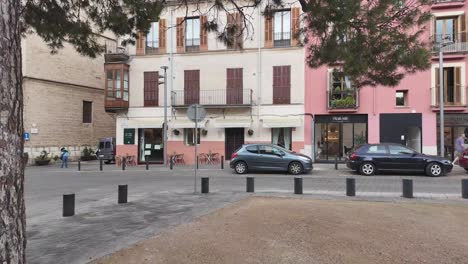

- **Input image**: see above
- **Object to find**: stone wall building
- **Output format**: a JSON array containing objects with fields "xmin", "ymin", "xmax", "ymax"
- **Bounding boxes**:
[{"xmin": 22, "ymin": 33, "xmax": 116, "ymax": 162}]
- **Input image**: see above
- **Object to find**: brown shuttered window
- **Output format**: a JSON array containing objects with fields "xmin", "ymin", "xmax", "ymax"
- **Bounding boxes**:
[
  {"xmin": 227, "ymin": 13, "xmax": 243, "ymax": 49},
  {"xmin": 159, "ymin": 19, "xmax": 167, "ymax": 53},
  {"xmin": 291, "ymin": 7, "xmax": 301, "ymax": 46},
  {"xmin": 83, "ymin": 101, "xmax": 92, "ymax": 123},
  {"xmin": 184, "ymin": 70, "xmax": 200, "ymax": 105},
  {"xmin": 265, "ymin": 15, "xmax": 273, "ymax": 48},
  {"xmin": 273, "ymin": 66, "xmax": 291, "ymax": 104},
  {"xmin": 200, "ymin": 16, "xmax": 208, "ymax": 51},
  {"xmin": 176, "ymin": 17, "xmax": 185, "ymax": 53},
  {"xmin": 227, "ymin": 68, "xmax": 243, "ymax": 104},
  {"xmin": 144, "ymin": 71, "xmax": 159, "ymax": 107},
  {"xmin": 136, "ymin": 31, "xmax": 145, "ymax": 55}
]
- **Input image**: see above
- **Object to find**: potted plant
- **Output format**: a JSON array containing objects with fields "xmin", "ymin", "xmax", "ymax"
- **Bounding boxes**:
[
  {"xmin": 248, "ymin": 129, "xmax": 254, "ymax": 136},
  {"xmin": 35, "ymin": 150, "xmax": 51, "ymax": 166},
  {"xmin": 173, "ymin": 129, "xmax": 180, "ymax": 136},
  {"xmin": 81, "ymin": 146, "xmax": 97, "ymax": 161},
  {"xmin": 202, "ymin": 129, "xmax": 208, "ymax": 136}
]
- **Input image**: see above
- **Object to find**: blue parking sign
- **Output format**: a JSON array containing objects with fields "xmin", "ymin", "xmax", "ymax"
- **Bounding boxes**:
[{"xmin": 24, "ymin": 132, "xmax": 30, "ymax": 141}]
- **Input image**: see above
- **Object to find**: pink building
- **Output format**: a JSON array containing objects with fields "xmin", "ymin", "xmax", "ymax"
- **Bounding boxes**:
[{"xmin": 305, "ymin": 0, "xmax": 468, "ymax": 162}]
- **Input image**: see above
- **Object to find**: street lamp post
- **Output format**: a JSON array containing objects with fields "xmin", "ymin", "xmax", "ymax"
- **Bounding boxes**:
[
  {"xmin": 438, "ymin": 39, "xmax": 453, "ymax": 157},
  {"xmin": 160, "ymin": 66, "xmax": 169, "ymax": 166}
]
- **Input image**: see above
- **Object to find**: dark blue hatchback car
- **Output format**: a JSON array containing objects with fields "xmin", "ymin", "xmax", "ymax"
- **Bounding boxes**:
[{"xmin": 229, "ymin": 144, "xmax": 313, "ymax": 175}]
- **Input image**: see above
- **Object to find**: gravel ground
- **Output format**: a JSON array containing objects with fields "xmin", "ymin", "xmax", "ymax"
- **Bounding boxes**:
[{"xmin": 93, "ymin": 197, "xmax": 468, "ymax": 264}]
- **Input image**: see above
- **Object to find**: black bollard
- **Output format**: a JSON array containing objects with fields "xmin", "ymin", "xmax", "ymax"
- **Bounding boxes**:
[
  {"xmin": 78, "ymin": 159, "xmax": 81, "ymax": 171},
  {"xmin": 122, "ymin": 157, "xmax": 126, "ymax": 171},
  {"xmin": 246, "ymin": 177, "xmax": 255, "ymax": 192},
  {"xmin": 63, "ymin": 194, "xmax": 75, "ymax": 217},
  {"xmin": 197, "ymin": 156, "xmax": 199, "ymax": 169},
  {"xmin": 462, "ymin": 179, "xmax": 468, "ymax": 199},
  {"xmin": 294, "ymin": 177, "xmax": 303, "ymax": 194},
  {"xmin": 99, "ymin": 158, "xmax": 103, "ymax": 171},
  {"xmin": 346, "ymin": 178, "xmax": 356, "ymax": 197},
  {"xmin": 170, "ymin": 158, "xmax": 173, "ymax": 170},
  {"xmin": 221, "ymin": 156, "xmax": 224, "ymax": 169},
  {"xmin": 201, "ymin": 177, "xmax": 209, "ymax": 193},
  {"xmin": 335, "ymin": 156, "xmax": 338, "ymax": 170},
  {"xmin": 118, "ymin": 185, "xmax": 128, "ymax": 204},
  {"xmin": 146, "ymin": 160, "xmax": 149, "ymax": 170},
  {"xmin": 402, "ymin": 179, "xmax": 413, "ymax": 198}
]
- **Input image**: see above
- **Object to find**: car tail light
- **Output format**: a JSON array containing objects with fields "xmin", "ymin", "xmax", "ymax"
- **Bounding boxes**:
[
  {"xmin": 350, "ymin": 152, "xmax": 357, "ymax": 160},
  {"xmin": 231, "ymin": 152, "xmax": 238, "ymax": 159}
]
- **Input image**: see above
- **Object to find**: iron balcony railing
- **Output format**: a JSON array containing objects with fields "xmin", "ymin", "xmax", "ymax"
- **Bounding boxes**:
[
  {"xmin": 431, "ymin": 85, "xmax": 468, "ymax": 107},
  {"xmin": 274, "ymin": 32, "xmax": 291, "ymax": 47},
  {"xmin": 145, "ymin": 40, "xmax": 160, "ymax": 54},
  {"xmin": 171, "ymin": 89, "xmax": 253, "ymax": 107},
  {"xmin": 186, "ymin": 38, "xmax": 200, "ymax": 52},
  {"xmin": 431, "ymin": 33, "xmax": 468, "ymax": 53},
  {"xmin": 432, "ymin": 0, "xmax": 465, "ymax": 4},
  {"xmin": 327, "ymin": 87, "xmax": 359, "ymax": 109}
]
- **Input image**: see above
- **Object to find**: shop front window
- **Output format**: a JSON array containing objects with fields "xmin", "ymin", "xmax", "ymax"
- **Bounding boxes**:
[
  {"xmin": 272, "ymin": 128, "xmax": 292, "ymax": 150},
  {"xmin": 138, "ymin": 128, "xmax": 164, "ymax": 163},
  {"xmin": 315, "ymin": 118, "xmax": 367, "ymax": 161}
]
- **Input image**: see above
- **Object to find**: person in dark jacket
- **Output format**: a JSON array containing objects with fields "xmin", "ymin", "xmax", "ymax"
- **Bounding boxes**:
[{"xmin": 60, "ymin": 148, "xmax": 70, "ymax": 168}]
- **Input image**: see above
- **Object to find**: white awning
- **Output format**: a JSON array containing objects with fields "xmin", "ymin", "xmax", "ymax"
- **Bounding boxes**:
[
  {"xmin": 126, "ymin": 118, "xmax": 164, "ymax": 128},
  {"xmin": 262, "ymin": 117, "xmax": 302, "ymax": 128},
  {"xmin": 214, "ymin": 119, "xmax": 252, "ymax": 128},
  {"xmin": 170, "ymin": 119, "xmax": 206, "ymax": 129}
]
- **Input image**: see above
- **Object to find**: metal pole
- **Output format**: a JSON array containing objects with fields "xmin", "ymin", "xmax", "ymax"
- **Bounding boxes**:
[
  {"xmin": 161, "ymin": 66, "xmax": 168, "ymax": 166},
  {"xmin": 194, "ymin": 106, "xmax": 198, "ymax": 193},
  {"xmin": 439, "ymin": 47, "xmax": 444, "ymax": 157}
]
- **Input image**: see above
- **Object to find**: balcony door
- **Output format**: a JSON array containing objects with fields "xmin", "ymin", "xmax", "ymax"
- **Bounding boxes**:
[
  {"xmin": 435, "ymin": 67, "xmax": 461, "ymax": 105},
  {"xmin": 227, "ymin": 68, "xmax": 243, "ymax": 105},
  {"xmin": 435, "ymin": 17, "xmax": 458, "ymax": 43},
  {"xmin": 184, "ymin": 70, "xmax": 200, "ymax": 105}
]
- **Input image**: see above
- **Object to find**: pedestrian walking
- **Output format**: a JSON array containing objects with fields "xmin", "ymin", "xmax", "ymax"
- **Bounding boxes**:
[
  {"xmin": 453, "ymin": 133, "xmax": 466, "ymax": 165},
  {"xmin": 60, "ymin": 147, "xmax": 70, "ymax": 168}
]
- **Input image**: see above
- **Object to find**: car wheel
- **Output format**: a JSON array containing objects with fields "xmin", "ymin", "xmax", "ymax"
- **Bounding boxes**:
[
  {"xmin": 288, "ymin": 161, "xmax": 303, "ymax": 175},
  {"xmin": 426, "ymin": 162, "xmax": 443, "ymax": 177},
  {"xmin": 359, "ymin": 162, "xmax": 375, "ymax": 176},
  {"xmin": 104, "ymin": 160, "xmax": 111, "ymax": 164},
  {"xmin": 464, "ymin": 168, "xmax": 468, "ymax": 172},
  {"xmin": 234, "ymin": 161, "xmax": 248, "ymax": 174}
]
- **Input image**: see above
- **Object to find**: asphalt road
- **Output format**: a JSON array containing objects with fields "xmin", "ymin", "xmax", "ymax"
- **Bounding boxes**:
[{"xmin": 25, "ymin": 162, "xmax": 468, "ymax": 264}]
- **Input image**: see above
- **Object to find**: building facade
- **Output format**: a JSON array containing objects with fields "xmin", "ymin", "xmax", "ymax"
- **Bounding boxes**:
[
  {"xmin": 107, "ymin": 2, "xmax": 306, "ymax": 164},
  {"xmin": 305, "ymin": 0, "xmax": 468, "ymax": 162},
  {"xmin": 23, "ymin": 33, "xmax": 116, "ymax": 161}
]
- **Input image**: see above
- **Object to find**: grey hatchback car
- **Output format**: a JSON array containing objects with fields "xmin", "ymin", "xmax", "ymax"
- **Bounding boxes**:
[{"xmin": 229, "ymin": 144, "xmax": 313, "ymax": 174}]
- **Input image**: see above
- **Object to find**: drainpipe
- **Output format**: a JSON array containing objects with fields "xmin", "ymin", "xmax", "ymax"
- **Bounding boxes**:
[
  {"xmin": 170, "ymin": 9, "xmax": 174, "ymax": 99},
  {"xmin": 257, "ymin": 5, "xmax": 262, "ymax": 135}
]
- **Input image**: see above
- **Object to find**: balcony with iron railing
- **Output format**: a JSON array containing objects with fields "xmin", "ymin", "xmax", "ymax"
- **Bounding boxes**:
[
  {"xmin": 432, "ymin": 0, "xmax": 465, "ymax": 8},
  {"xmin": 431, "ymin": 85, "xmax": 468, "ymax": 111},
  {"xmin": 327, "ymin": 87, "xmax": 359, "ymax": 112},
  {"xmin": 274, "ymin": 32, "xmax": 291, "ymax": 47},
  {"xmin": 146, "ymin": 40, "xmax": 160, "ymax": 54},
  {"xmin": 186, "ymin": 38, "xmax": 200, "ymax": 52},
  {"xmin": 171, "ymin": 89, "xmax": 253, "ymax": 108},
  {"xmin": 431, "ymin": 33, "xmax": 468, "ymax": 54},
  {"xmin": 104, "ymin": 40, "xmax": 129, "ymax": 63}
]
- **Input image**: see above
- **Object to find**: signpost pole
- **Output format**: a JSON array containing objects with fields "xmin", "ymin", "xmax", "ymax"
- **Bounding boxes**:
[{"xmin": 194, "ymin": 106, "xmax": 198, "ymax": 194}]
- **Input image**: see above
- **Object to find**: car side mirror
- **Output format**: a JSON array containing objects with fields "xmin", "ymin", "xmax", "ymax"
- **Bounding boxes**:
[{"xmin": 411, "ymin": 152, "xmax": 418, "ymax": 157}]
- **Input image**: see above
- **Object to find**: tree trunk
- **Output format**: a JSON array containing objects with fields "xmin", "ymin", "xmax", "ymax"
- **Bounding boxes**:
[{"xmin": 0, "ymin": 0, "xmax": 26, "ymax": 263}]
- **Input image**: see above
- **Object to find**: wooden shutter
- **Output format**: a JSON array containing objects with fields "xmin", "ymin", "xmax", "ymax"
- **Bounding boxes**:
[
  {"xmin": 273, "ymin": 66, "xmax": 291, "ymax": 104},
  {"xmin": 176, "ymin": 17, "xmax": 184, "ymax": 53},
  {"xmin": 455, "ymin": 67, "xmax": 461, "ymax": 105},
  {"xmin": 184, "ymin": 70, "xmax": 200, "ymax": 105},
  {"xmin": 136, "ymin": 31, "xmax": 145, "ymax": 55},
  {"xmin": 291, "ymin": 7, "xmax": 300, "ymax": 46},
  {"xmin": 461, "ymin": 14, "xmax": 466, "ymax": 42},
  {"xmin": 227, "ymin": 68, "xmax": 243, "ymax": 104},
  {"xmin": 265, "ymin": 15, "xmax": 273, "ymax": 48},
  {"xmin": 159, "ymin": 19, "xmax": 167, "ymax": 53},
  {"xmin": 83, "ymin": 101, "xmax": 92, "ymax": 123},
  {"xmin": 144, "ymin": 71, "xmax": 159, "ymax": 107},
  {"xmin": 200, "ymin": 16, "xmax": 208, "ymax": 51}
]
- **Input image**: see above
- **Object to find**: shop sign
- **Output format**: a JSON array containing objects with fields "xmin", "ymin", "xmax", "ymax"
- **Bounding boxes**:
[
  {"xmin": 123, "ymin": 128, "xmax": 135, "ymax": 145},
  {"xmin": 315, "ymin": 114, "xmax": 367, "ymax": 124}
]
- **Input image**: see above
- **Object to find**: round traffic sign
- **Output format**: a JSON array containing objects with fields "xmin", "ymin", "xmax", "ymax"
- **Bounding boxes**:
[{"xmin": 187, "ymin": 104, "xmax": 206, "ymax": 122}]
